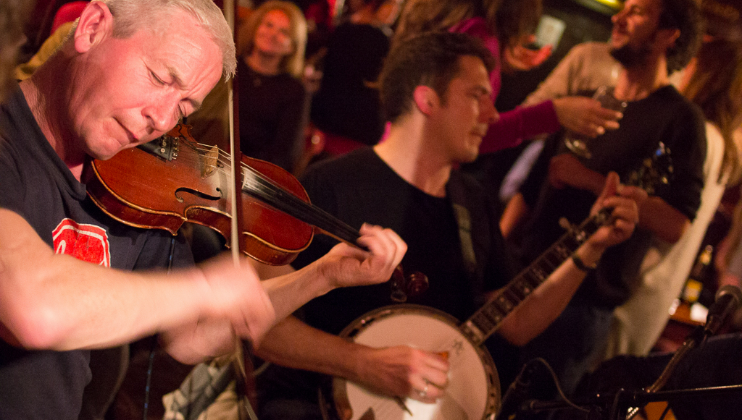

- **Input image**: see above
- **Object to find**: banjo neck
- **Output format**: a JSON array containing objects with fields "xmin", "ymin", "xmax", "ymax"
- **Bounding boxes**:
[
  {"xmin": 461, "ymin": 141, "xmax": 673, "ymax": 347},
  {"xmin": 461, "ymin": 210, "xmax": 608, "ymax": 346}
]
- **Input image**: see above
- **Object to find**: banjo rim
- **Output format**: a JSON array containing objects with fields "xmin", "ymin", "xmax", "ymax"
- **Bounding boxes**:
[{"xmin": 329, "ymin": 304, "xmax": 501, "ymax": 420}]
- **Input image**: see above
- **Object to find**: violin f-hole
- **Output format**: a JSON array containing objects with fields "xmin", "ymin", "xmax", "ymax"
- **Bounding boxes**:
[{"xmin": 174, "ymin": 187, "xmax": 222, "ymax": 203}]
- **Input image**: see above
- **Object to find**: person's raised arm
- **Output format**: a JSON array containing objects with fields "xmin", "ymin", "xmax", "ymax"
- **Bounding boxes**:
[
  {"xmin": 637, "ymin": 197, "xmax": 690, "ymax": 243},
  {"xmin": 547, "ymin": 154, "xmax": 688, "ymax": 243},
  {"xmin": 496, "ymin": 172, "xmax": 644, "ymax": 345},
  {"xmin": 552, "ymin": 96, "xmax": 622, "ymax": 138}
]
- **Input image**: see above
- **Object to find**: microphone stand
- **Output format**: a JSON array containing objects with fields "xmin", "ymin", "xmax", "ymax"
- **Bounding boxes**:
[
  {"xmin": 519, "ymin": 383, "xmax": 742, "ymax": 420},
  {"xmin": 621, "ymin": 325, "xmax": 706, "ymax": 420},
  {"xmin": 624, "ymin": 285, "xmax": 742, "ymax": 419},
  {"xmin": 516, "ymin": 286, "xmax": 742, "ymax": 420}
]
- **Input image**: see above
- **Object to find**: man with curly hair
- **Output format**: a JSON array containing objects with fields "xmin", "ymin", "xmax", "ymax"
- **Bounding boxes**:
[{"xmin": 501, "ymin": 0, "xmax": 708, "ymax": 395}]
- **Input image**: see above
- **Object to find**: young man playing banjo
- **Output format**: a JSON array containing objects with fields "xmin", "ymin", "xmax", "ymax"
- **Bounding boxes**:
[{"xmin": 252, "ymin": 32, "xmax": 643, "ymax": 420}]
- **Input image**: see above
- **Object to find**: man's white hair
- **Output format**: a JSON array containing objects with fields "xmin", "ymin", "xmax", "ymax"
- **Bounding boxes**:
[{"xmin": 100, "ymin": 0, "xmax": 236, "ymax": 79}]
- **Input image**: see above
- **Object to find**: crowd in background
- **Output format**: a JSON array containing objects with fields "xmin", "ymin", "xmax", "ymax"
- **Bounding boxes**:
[{"xmin": 6, "ymin": 0, "xmax": 742, "ymax": 419}]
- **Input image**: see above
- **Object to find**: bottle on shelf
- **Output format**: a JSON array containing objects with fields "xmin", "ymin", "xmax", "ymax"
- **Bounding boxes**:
[{"xmin": 681, "ymin": 245, "xmax": 714, "ymax": 304}]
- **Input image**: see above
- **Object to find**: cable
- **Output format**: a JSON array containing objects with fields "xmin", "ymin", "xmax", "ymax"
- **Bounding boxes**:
[
  {"xmin": 509, "ymin": 358, "xmax": 590, "ymax": 419},
  {"xmin": 167, "ymin": 236, "xmax": 176, "ymax": 271},
  {"xmin": 533, "ymin": 358, "xmax": 590, "ymax": 414},
  {"xmin": 142, "ymin": 336, "xmax": 158, "ymax": 420}
]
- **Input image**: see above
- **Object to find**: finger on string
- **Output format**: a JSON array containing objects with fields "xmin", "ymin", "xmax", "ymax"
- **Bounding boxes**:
[
  {"xmin": 357, "ymin": 226, "xmax": 396, "ymax": 255},
  {"xmin": 360, "ymin": 225, "xmax": 406, "ymax": 252},
  {"xmin": 332, "ymin": 242, "xmax": 370, "ymax": 260}
]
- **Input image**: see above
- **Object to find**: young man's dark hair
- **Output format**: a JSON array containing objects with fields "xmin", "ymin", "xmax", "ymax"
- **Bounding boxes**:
[
  {"xmin": 379, "ymin": 31, "xmax": 495, "ymax": 123},
  {"xmin": 660, "ymin": 0, "xmax": 703, "ymax": 73}
]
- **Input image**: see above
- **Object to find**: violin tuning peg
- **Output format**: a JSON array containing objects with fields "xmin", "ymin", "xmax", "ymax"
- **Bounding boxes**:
[{"xmin": 406, "ymin": 272, "xmax": 429, "ymax": 297}]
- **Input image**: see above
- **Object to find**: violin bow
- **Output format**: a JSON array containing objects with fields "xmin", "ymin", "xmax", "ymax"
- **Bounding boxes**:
[
  {"xmin": 223, "ymin": 1, "xmax": 260, "ymax": 419},
  {"xmin": 226, "ymin": 0, "xmax": 243, "ymax": 267}
]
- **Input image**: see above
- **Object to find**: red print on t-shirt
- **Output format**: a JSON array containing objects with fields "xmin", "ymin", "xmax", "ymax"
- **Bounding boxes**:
[{"xmin": 52, "ymin": 219, "xmax": 111, "ymax": 267}]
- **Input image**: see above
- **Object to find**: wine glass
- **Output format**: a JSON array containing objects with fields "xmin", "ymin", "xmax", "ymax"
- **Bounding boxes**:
[{"xmin": 564, "ymin": 86, "xmax": 627, "ymax": 159}]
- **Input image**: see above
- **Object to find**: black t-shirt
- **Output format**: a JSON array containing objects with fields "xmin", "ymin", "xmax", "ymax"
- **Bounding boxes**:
[
  {"xmin": 517, "ymin": 85, "xmax": 706, "ymax": 308},
  {"xmin": 0, "ymin": 85, "xmax": 193, "ymax": 419},
  {"xmin": 238, "ymin": 60, "xmax": 307, "ymax": 171},
  {"xmin": 257, "ymin": 148, "xmax": 518, "ymax": 402}
]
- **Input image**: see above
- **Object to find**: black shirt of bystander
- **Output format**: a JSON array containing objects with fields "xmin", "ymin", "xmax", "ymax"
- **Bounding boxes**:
[{"xmin": 238, "ymin": 60, "xmax": 308, "ymax": 172}]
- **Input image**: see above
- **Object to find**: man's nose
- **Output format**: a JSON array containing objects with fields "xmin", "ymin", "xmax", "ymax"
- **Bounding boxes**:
[
  {"xmin": 481, "ymin": 98, "xmax": 499, "ymax": 124},
  {"xmin": 612, "ymin": 9, "xmax": 626, "ymax": 24},
  {"xmin": 144, "ymin": 99, "xmax": 178, "ymax": 134}
]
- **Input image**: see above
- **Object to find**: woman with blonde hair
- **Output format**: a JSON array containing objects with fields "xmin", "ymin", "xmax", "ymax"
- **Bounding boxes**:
[
  {"xmin": 681, "ymin": 39, "xmax": 742, "ymax": 185},
  {"xmin": 693, "ymin": 37, "xmax": 742, "ymax": 288},
  {"xmin": 237, "ymin": 0, "xmax": 309, "ymax": 172}
]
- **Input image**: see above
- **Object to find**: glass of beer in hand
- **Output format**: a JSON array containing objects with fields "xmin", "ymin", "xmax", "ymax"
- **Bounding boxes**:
[{"xmin": 564, "ymin": 86, "xmax": 627, "ymax": 159}]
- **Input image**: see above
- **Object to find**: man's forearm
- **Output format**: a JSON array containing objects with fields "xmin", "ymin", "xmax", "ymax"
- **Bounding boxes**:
[
  {"xmin": 0, "ymin": 209, "xmax": 265, "ymax": 353},
  {"xmin": 497, "ymin": 244, "xmax": 593, "ymax": 346},
  {"xmin": 257, "ymin": 315, "xmax": 364, "ymax": 380},
  {"xmin": 638, "ymin": 196, "xmax": 690, "ymax": 243},
  {"xmin": 0, "ymin": 225, "xmax": 211, "ymax": 351},
  {"xmin": 261, "ymin": 260, "xmax": 335, "ymax": 323}
]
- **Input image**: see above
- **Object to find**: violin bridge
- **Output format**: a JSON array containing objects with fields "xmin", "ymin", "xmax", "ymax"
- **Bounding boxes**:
[{"xmin": 202, "ymin": 146, "xmax": 219, "ymax": 178}]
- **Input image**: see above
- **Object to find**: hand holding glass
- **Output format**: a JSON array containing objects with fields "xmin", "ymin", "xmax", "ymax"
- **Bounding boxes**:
[{"xmin": 564, "ymin": 86, "xmax": 627, "ymax": 159}]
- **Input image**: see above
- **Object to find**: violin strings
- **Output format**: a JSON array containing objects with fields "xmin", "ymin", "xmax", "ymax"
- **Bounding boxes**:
[
  {"xmin": 183, "ymin": 139, "xmax": 361, "ymax": 241},
  {"xmin": 246, "ymin": 168, "xmax": 361, "ymax": 243},
  {"xmin": 239, "ymin": 166, "xmax": 361, "ymax": 245},
  {"xmin": 180, "ymin": 139, "xmax": 361, "ymax": 244}
]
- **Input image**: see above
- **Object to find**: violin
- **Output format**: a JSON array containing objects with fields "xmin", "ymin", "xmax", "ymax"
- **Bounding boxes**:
[{"xmin": 84, "ymin": 124, "xmax": 428, "ymax": 299}]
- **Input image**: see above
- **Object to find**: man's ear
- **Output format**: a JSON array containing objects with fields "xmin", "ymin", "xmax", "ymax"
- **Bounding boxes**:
[
  {"xmin": 655, "ymin": 27, "xmax": 680, "ymax": 52},
  {"xmin": 413, "ymin": 85, "xmax": 439, "ymax": 116},
  {"xmin": 73, "ymin": 2, "xmax": 115, "ymax": 53}
]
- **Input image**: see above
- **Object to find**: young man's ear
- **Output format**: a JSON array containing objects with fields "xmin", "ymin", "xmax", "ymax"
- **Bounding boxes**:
[
  {"xmin": 73, "ymin": 2, "xmax": 115, "ymax": 53},
  {"xmin": 413, "ymin": 85, "xmax": 440, "ymax": 115}
]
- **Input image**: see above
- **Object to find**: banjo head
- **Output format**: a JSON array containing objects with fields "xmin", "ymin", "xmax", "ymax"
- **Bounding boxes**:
[{"xmin": 332, "ymin": 305, "xmax": 500, "ymax": 420}]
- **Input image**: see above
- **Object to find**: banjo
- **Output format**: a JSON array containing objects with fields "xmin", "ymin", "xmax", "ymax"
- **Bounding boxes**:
[
  {"xmin": 320, "ymin": 144, "xmax": 673, "ymax": 420},
  {"xmin": 321, "ymin": 207, "xmax": 610, "ymax": 420}
]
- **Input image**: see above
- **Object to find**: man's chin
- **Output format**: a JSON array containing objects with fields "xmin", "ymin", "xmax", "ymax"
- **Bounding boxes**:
[
  {"xmin": 88, "ymin": 141, "xmax": 127, "ymax": 161},
  {"xmin": 90, "ymin": 151, "xmax": 117, "ymax": 161},
  {"xmin": 610, "ymin": 44, "xmax": 651, "ymax": 69},
  {"xmin": 609, "ymin": 38, "xmax": 624, "ymax": 52},
  {"xmin": 460, "ymin": 149, "xmax": 480, "ymax": 164}
]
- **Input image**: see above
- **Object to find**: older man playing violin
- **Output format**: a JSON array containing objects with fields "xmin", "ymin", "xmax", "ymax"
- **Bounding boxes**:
[{"xmin": 0, "ymin": 1, "xmax": 405, "ymax": 419}]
